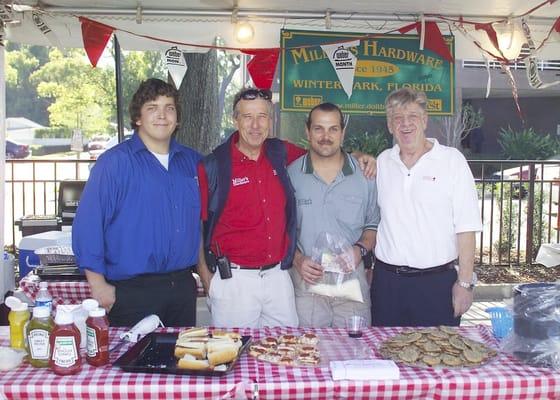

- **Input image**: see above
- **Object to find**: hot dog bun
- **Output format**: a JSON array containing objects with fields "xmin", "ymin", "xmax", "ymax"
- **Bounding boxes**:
[{"xmin": 177, "ymin": 354, "xmax": 211, "ymax": 370}]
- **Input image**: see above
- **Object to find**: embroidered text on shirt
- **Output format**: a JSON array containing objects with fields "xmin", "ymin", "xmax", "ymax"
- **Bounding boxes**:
[{"xmin": 232, "ymin": 177, "xmax": 250, "ymax": 186}]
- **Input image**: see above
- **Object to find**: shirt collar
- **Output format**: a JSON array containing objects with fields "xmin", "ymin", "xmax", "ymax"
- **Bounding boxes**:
[
  {"xmin": 129, "ymin": 130, "xmax": 181, "ymax": 156},
  {"xmin": 389, "ymin": 137, "xmax": 442, "ymax": 162},
  {"xmin": 302, "ymin": 151, "xmax": 355, "ymax": 176}
]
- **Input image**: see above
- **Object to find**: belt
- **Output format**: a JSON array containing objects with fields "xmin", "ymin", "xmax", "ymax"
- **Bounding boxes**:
[
  {"xmin": 376, "ymin": 260, "xmax": 455, "ymax": 276},
  {"xmin": 231, "ymin": 263, "xmax": 278, "ymax": 272},
  {"xmin": 126, "ymin": 266, "xmax": 195, "ymax": 281}
]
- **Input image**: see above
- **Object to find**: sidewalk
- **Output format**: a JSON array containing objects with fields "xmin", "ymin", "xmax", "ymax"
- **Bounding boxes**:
[{"xmin": 461, "ymin": 300, "xmax": 505, "ymax": 327}]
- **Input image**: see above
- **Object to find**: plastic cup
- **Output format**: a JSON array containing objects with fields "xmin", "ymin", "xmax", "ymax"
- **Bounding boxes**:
[{"xmin": 346, "ymin": 315, "xmax": 365, "ymax": 338}]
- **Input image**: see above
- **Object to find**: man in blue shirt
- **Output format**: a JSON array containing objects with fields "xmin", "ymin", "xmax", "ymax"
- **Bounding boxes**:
[{"xmin": 72, "ymin": 78, "xmax": 202, "ymax": 327}]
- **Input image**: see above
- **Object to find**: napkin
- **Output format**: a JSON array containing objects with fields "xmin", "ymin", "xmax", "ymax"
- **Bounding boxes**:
[{"xmin": 330, "ymin": 359, "xmax": 400, "ymax": 380}]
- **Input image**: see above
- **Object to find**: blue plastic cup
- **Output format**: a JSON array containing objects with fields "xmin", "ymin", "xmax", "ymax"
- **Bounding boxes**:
[{"xmin": 486, "ymin": 306, "xmax": 513, "ymax": 339}]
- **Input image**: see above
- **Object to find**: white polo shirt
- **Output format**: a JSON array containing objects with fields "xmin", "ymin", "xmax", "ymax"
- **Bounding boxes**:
[{"xmin": 375, "ymin": 139, "xmax": 482, "ymax": 269}]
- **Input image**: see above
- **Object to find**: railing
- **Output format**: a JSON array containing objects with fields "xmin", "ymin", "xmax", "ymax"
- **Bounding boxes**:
[
  {"xmin": 472, "ymin": 160, "xmax": 560, "ymax": 266},
  {"xmin": 5, "ymin": 159, "xmax": 93, "ymax": 248},
  {"xmin": 462, "ymin": 59, "xmax": 560, "ymax": 71},
  {"xmin": 4, "ymin": 159, "xmax": 560, "ymax": 266}
]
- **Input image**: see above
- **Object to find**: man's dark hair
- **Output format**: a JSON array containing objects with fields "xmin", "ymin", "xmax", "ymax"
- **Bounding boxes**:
[
  {"xmin": 129, "ymin": 78, "xmax": 181, "ymax": 130},
  {"xmin": 305, "ymin": 102, "xmax": 345, "ymax": 130}
]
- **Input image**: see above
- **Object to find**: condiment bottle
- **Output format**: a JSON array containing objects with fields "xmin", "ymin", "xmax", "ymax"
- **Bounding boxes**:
[
  {"xmin": 26, "ymin": 306, "xmax": 55, "ymax": 367},
  {"xmin": 86, "ymin": 307, "xmax": 109, "ymax": 366},
  {"xmin": 6, "ymin": 296, "xmax": 31, "ymax": 350},
  {"xmin": 49, "ymin": 310, "xmax": 82, "ymax": 375}
]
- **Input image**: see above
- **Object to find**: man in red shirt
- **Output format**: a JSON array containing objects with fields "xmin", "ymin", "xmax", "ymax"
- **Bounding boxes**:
[{"xmin": 197, "ymin": 88, "xmax": 374, "ymax": 328}]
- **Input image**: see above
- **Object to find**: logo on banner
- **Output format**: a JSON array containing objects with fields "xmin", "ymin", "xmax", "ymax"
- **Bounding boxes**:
[
  {"xmin": 320, "ymin": 40, "xmax": 360, "ymax": 99},
  {"xmin": 164, "ymin": 46, "xmax": 188, "ymax": 89}
]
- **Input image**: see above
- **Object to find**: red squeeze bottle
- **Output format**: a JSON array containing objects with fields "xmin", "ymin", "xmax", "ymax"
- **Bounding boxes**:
[
  {"xmin": 86, "ymin": 307, "xmax": 110, "ymax": 366},
  {"xmin": 49, "ymin": 311, "xmax": 82, "ymax": 375}
]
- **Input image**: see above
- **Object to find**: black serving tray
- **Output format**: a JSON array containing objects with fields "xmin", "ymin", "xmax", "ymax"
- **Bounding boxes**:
[
  {"xmin": 113, "ymin": 332, "xmax": 251, "ymax": 376},
  {"xmin": 35, "ymin": 265, "xmax": 86, "ymax": 281}
]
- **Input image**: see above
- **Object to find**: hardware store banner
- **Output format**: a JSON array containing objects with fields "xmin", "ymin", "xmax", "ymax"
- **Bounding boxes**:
[{"xmin": 280, "ymin": 29, "xmax": 455, "ymax": 115}]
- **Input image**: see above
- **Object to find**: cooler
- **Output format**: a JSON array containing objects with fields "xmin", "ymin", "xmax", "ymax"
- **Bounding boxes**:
[{"xmin": 18, "ymin": 231, "xmax": 72, "ymax": 278}]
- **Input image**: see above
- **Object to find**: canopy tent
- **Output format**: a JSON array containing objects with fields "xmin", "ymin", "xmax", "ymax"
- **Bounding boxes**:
[
  {"xmin": 0, "ymin": 0, "xmax": 559, "ymax": 282},
  {"xmin": 2, "ymin": 0, "xmax": 560, "ymax": 59}
]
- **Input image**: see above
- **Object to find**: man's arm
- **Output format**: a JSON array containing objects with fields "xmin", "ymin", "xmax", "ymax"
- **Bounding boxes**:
[
  {"xmin": 350, "ymin": 151, "xmax": 377, "ymax": 179},
  {"xmin": 452, "ymin": 231, "xmax": 476, "ymax": 317},
  {"xmin": 353, "ymin": 229, "xmax": 376, "ymax": 267},
  {"xmin": 196, "ymin": 230, "xmax": 213, "ymax": 295},
  {"xmin": 85, "ymin": 269, "xmax": 115, "ymax": 312}
]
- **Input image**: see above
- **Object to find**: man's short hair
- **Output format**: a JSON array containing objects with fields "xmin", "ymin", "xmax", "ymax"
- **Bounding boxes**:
[
  {"xmin": 385, "ymin": 88, "xmax": 428, "ymax": 116},
  {"xmin": 305, "ymin": 102, "xmax": 345, "ymax": 130},
  {"xmin": 232, "ymin": 87, "xmax": 273, "ymax": 118},
  {"xmin": 129, "ymin": 78, "xmax": 181, "ymax": 130}
]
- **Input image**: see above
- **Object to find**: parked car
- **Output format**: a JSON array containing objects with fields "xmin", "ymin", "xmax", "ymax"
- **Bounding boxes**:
[
  {"xmin": 89, "ymin": 133, "xmax": 132, "ymax": 160},
  {"xmin": 87, "ymin": 135, "xmax": 111, "ymax": 159},
  {"xmin": 6, "ymin": 139, "xmax": 30, "ymax": 159}
]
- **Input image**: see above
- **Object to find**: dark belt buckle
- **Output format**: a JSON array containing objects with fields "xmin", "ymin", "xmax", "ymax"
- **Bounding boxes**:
[{"xmin": 396, "ymin": 266, "xmax": 409, "ymax": 274}]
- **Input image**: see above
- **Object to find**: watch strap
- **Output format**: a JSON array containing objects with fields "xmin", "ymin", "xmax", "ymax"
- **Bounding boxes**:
[{"xmin": 354, "ymin": 242, "xmax": 368, "ymax": 257}]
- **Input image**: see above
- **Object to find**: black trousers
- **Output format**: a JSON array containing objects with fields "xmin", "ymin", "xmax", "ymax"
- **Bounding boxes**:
[
  {"xmin": 370, "ymin": 262, "xmax": 460, "ymax": 327},
  {"xmin": 109, "ymin": 269, "xmax": 197, "ymax": 327}
]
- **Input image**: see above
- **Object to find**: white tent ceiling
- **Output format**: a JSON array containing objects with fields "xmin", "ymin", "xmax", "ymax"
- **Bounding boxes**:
[{"xmin": 3, "ymin": 0, "xmax": 560, "ymax": 60}]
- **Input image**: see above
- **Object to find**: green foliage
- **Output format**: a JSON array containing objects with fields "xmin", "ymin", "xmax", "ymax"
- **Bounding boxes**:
[
  {"xmin": 493, "ymin": 183, "xmax": 519, "ymax": 257},
  {"xmin": 345, "ymin": 129, "xmax": 391, "ymax": 157},
  {"xmin": 30, "ymin": 48, "xmax": 113, "ymax": 136},
  {"xmin": 34, "ymin": 127, "xmax": 73, "ymax": 138},
  {"xmin": 498, "ymin": 126, "xmax": 559, "ymax": 160}
]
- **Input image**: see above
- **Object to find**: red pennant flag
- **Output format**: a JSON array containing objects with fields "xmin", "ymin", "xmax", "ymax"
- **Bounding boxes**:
[
  {"xmin": 79, "ymin": 17, "xmax": 114, "ymax": 67},
  {"xmin": 554, "ymin": 17, "xmax": 560, "ymax": 32},
  {"xmin": 398, "ymin": 22, "xmax": 453, "ymax": 62},
  {"xmin": 242, "ymin": 49, "xmax": 280, "ymax": 90},
  {"xmin": 474, "ymin": 23, "xmax": 501, "ymax": 54}
]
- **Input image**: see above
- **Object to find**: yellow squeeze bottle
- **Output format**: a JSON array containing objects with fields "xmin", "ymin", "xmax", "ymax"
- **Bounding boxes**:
[{"xmin": 6, "ymin": 296, "xmax": 31, "ymax": 350}]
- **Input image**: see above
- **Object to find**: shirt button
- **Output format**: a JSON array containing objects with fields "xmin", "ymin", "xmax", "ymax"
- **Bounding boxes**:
[
  {"xmin": 266, "ymin": 217, "xmax": 270, "ymax": 221},
  {"xmin": 258, "ymin": 180, "xmax": 262, "ymax": 184},
  {"xmin": 268, "ymin": 254, "xmax": 272, "ymax": 258},
  {"xmin": 268, "ymin": 236, "xmax": 271, "ymax": 240},
  {"xmin": 262, "ymin": 199, "xmax": 266, "ymax": 203}
]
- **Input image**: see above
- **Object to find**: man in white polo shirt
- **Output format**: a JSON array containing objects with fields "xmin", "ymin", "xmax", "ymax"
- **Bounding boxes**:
[
  {"xmin": 289, "ymin": 102, "xmax": 380, "ymax": 327},
  {"xmin": 371, "ymin": 88, "xmax": 482, "ymax": 327}
]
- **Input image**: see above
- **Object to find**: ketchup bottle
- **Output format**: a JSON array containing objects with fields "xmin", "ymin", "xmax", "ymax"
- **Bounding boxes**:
[
  {"xmin": 49, "ymin": 310, "xmax": 82, "ymax": 375},
  {"xmin": 86, "ymin": 307, "xmax": 109, "ymax": 366}
]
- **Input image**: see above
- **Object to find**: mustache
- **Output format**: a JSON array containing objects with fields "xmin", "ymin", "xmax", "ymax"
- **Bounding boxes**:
[{"xmin": 317, "ymin": 140, "xmax": 334, "ymax": 145}]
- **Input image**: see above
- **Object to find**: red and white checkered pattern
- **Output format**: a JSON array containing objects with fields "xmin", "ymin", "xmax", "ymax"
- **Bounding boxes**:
[
  {"xmin": 19, "ymin": 273, "xmax": 205, "ymax": 307},
  {"xmin": 1, "ymin": 325, "xmax": 559, "ymax": 399}
]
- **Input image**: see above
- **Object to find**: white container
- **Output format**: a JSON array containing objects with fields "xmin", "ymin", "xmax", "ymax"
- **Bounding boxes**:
[
  {"xmin": 18, "ymin": 231, "xmax": 72, "ymax": 277},
  {"xmin": 2, "ymin": 252, "xmax": 16, "ymax": 297}
]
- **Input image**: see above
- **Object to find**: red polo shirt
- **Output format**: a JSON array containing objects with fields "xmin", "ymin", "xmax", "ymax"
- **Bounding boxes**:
[{"xmin": 198, "ymin": 133, "xmax": 305, "ymax": 267}]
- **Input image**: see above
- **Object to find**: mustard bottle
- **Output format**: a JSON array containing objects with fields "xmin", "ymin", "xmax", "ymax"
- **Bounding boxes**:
[{"xmin": 6, "ymin": 296, "xmax": 31, "ymax": 350}]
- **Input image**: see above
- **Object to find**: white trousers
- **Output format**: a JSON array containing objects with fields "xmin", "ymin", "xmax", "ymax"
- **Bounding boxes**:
[{"xmin": 208, "ymin": 263, "xmax": 299, "ymax": 328}]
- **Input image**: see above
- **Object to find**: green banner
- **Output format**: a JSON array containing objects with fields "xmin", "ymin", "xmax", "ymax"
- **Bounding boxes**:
[{"xmin": 280, "ymin": 29, "xmax": 455, "ymax": 115}]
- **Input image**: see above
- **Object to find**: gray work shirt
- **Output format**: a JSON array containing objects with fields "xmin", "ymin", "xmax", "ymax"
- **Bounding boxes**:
[{"xmin": 288, "ymin": 152, "xmax": 380, "ymax": 262}]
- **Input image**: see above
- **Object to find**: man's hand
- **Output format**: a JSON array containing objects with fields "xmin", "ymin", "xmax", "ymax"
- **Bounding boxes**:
[
  {"xmin": 294, "ymin": 251, "xmax": 323, "ymax": 284},
  {"xmin": 452, "ymin": 283, "xmax": 473, "ymax": 317},
  {"xmin": 351, "ymin": 151, "xmax": 377, "ymax": 179},
  {"xmin": 85, "ymin": 270, "xmax": 115, "ymax": 312}
]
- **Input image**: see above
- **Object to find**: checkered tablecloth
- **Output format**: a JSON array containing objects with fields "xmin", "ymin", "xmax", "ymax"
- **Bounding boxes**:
[
  {"xmin": 1, "ymin": 325, "xmax": 559, "ymax": 399},
  {"xmin": 18, "ymin": 272, "xmax": 205, "ymax": 307}
]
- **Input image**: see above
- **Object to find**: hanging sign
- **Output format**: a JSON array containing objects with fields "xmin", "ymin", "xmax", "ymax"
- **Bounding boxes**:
[
  {"xmin": 320, "ymin": 40, "xmax": 360, "ymax": 99},
  {"xmin": 280, "ymin": 29, "xmax": 455, "ymax": 115},
  {"xmin": 164, "ymin": 46, "xmax": 188, "ymax": 89}
]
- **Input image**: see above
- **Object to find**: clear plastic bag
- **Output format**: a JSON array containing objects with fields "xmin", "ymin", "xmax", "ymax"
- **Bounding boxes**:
[
  {"xmin": 500, "ymin": 283, "xmax": 560, "ymax": 369},
  {"xmin": 307, "ymin": 232, "xmax": 363, "ymax": 302}
]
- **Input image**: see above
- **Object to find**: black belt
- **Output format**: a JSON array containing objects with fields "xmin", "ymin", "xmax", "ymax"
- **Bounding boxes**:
[
  {"xmin": 124, "ymin": 266, "xmax": 195, "ymax": 282},
  {"xmin": 376, "ymin": 260, "xmax": 455, "ymax": 276},
  {"xmin": 231, "ymin": 263, "xmax": 278, "ymax": 272}
]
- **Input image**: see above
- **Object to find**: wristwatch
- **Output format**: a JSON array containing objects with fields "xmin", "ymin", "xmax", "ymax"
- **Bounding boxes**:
[
  {"xmin": 456, "ymin": 272, "xmax": 477, "ymax": 291},
  {"xmin": 354, "ymin": 242, "xmax": 368, "ymax": 258}
]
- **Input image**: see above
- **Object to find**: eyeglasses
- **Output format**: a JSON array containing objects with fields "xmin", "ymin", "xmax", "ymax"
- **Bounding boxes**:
[{"xmin": 233, "ymin": 89, "xmax": 272, "ymax": 109}]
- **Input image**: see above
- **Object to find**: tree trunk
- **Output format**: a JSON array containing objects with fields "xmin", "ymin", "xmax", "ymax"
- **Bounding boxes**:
[{"xmin": 175, "ymin": 50, "xmax": 220, "ymax": 155}]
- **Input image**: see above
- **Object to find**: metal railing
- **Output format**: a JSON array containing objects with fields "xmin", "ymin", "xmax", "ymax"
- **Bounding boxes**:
[
  {"xmin": 4, "ymin": 158, "xmax": 560, "ymax": 266},
  {"xmin": 5, "ymin": 159, "xmax": 93, "ymax": 248}
]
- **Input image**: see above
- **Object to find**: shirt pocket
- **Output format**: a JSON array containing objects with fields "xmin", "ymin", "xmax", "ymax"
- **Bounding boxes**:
[{"xmin": 333, "ymin": 194, "xmax": 365, "ymax": 231}]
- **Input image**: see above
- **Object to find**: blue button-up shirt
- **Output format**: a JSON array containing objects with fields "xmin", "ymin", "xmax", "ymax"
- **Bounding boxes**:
[{"xmin": 72, "ymin": 133, "xmax": 202, "ymax": 281}]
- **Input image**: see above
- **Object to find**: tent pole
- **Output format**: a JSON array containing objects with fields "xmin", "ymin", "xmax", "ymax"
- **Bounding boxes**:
[{"xmin": 114, "ymin": 35, "xmax": 125, "ymax": 142}]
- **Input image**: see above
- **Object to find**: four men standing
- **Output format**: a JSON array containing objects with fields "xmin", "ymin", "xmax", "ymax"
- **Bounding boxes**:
[{"xmin": 74, "ymin": 79, "xmax": 481, "ymax": 329}]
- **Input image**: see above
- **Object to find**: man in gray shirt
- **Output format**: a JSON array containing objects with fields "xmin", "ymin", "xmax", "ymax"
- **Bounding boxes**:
[{"xmin": 289, "ymin": 102, "xmax": 380, "ymax": 327}]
